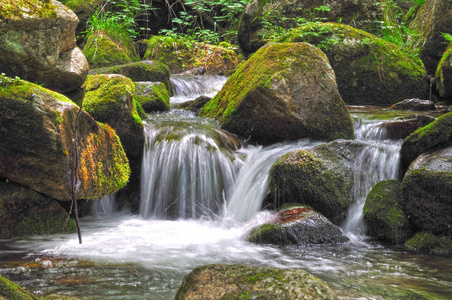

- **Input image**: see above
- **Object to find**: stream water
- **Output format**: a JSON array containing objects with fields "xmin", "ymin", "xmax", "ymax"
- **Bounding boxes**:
[{"xmin": 1, "ymin": 76, "xmax": 452, "ymax": 299}]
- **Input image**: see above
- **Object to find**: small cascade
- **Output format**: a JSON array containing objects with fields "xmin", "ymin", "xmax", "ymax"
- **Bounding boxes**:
[
  {"xmin": 140, "ymin": 110, "xmax": 242, "ymax": 219},
  {"xmin": 92, "ymin": 194, "xmax": 116, "ymax": 216},
  {"xmin": 354, "ymin": 118, "xmax": 389, "ymax": 140},
  {"xmin": 170, "ymin": 75, "xmax": 228, "ymax": 103}
]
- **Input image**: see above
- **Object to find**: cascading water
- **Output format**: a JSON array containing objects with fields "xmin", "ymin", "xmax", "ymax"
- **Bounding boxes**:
[{"xmin": 170, "ymin": 75, "xmax": 228, "ymax": 103}]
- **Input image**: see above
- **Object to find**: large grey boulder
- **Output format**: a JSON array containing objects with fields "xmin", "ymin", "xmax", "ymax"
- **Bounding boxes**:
[
  {"xmin": 199, "ymin": 43, "xmax": 354, "ymax": 144},
  {"xmin": 175, "ymin": 264, "xmax": 338, "ymax": 300},
  {"xmin": 0, "ymin": 0, "xmax": 89, "ymax": 93},
  {"xmin": 0, "ymin": 75, "xmax": 130, "ymax": 201}
]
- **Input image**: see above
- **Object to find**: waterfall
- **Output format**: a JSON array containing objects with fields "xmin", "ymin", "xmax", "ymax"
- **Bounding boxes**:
[
  {"xmin": 140, "ymin": 110, "xmax": 242, "ymax": 219},
  {"xmin": 93, "ymin": 194, "xmax": 116, "ymax": 216},
  {"xmin": 170, "ymin": 75, "xmax": 228, "ymax": 104}
]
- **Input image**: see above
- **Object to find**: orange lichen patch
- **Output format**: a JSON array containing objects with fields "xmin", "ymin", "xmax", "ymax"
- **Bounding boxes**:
[{"xmin": 277, "ymin": 207, "xmax": 313, "ymax": 224}]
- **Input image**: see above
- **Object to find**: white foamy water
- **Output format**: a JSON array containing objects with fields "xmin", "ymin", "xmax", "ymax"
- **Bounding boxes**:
[{"xmin": 170, "ymin": 75, "xmax": 228, "ymax": 103}]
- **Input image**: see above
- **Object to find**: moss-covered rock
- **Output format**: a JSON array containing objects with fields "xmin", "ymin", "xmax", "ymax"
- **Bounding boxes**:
[
  {"xmin": 83, "ymin": 33, "xmax": 134, "ymax": 68},
  {"xmin": 363, "ymin": 180, "xmax": 412, "ymax": 244},
  {"xmin": 175, "ymin": 264, "xmax": 338, "ymax": 300},
  {"xmin": 435, "ymin": 43, "xmax": 452, "ymax": 99},
  {"xmin": 143, "ymin": 36, "xmax": 243, "ymax": 75},
  {"xmin": 0, "ymin": 181, "xmax": 76, "ymax": 239},
  {"xmin": 382, "ymin": 114, "xmax": 436, "ymax": 140},
  {"xmin": 0, "ymin": 0, "xmax": 89, "ymax": 93},
  {"xmin": 133, "ymin": 82, "xmax": 170, "ymax": 113},
  {"xmin": 408, "ymin": 0, "xmax": 452, "ymax": 74},
  {"xmin": 401, "ymin": 146, "xmax": 452, "ymax": 236},
  {"xmin": 237, "ymin": 0, "xmax": 383, "ymax": 54},
  {"xmin": 83, "ymin": 74, "xmax": 144, "ymax": 158},
  {"xmin": 400, "ymin": 112, "xmax": 452, "ymax": 175},
  {"xmin": 405, "ymin": 232, "xmax": 452, "ymax": 254},
  {"xmin": 268, "ymin": 141, "xmax": 356, "ymax": 224},
  {"xmin": 199, "ymin": 42, "xmax": 354, "ymax": 143},
  {"xmin": 248, "ymin": 206, "xmax": 349, "ymax": 245},
  {"xmin": 90, "ymin": 60, "xmax": 172, "ymax": 95},
  {"xmin": 275, "ymin": 22, "xmax": 428, "ymax": 105},
  {"xmin": 0, "ymin": 275, "xmax": 37, "ymax": 300},
  {"xmin": 0, "ymin": 75, "xmax": 130, "ymax": 201}
]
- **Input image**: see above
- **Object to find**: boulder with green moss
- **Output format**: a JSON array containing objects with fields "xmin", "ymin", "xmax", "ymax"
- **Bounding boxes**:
[
  {"xmin": 405, "ymin": 232, "xmax": 452, "ymax": 254},
  {"xmin": 436, "ymin": 43, "xmax": 452, "ymax": 99},
  {"xmin": 363, "ymin": 180, "xmax": 412, "ymax": 244},
  {"xmin": 0, "ymin": 0, "xmax": 89, "ymax": 93},
  {"xmin": 83, "ymin": 74, "xmax": 144, "ymax": 158},
  {"xmin": 400, "ymin": 112, "xmax": 452, "ymax": 175},
  {"xmin": 248, "ymin": 206, "xmax": 349, "ymax": 245},
  {"xmin": 83, "ymin": 34, "xmax": 134, "ymax": 68},
  {"xmin": 401, "ymin": 146, "xmax": 452, "ymax": 236},
  {"xmin": 237, "ymin": 0, "xmax": 383, "ymax": 54},
  {"xmin": 0, "ymin": 75, "xmax": 130, "ymax": 201},
  {"xmin": 381, "ymin": 114, "xmax": 435, "ymax": 140},
  {"xmin": 0, "ymin": 181, "xmax": 76, "ymax": 239},
  {"xmin": 175, "ymin": 264, "xmax": 338, "ymax": 300},
  {"xmin": 134, "ymin": 82, "xmax": 170, "ymax": 113},
  {"xmin": 0, "ymin": 275, "xmax": 37, "ymax": 300},
  {"xmin": 275, "ymin": 23, "xmax": 428, "ymax": 105},
  {"xmin": 89, "ymin": 60, "xmax": 172, "ymax": 95},
  {"xmin": 408, "ymin": 0, "xmax": 452, "ymax": 74},
  {"xmin": 143, "ymin": 36, "xmax": 243, "ymax": 75},
  {"xmin": 199, "ymin": 42, "xmax": 354, "ymax": 143}
]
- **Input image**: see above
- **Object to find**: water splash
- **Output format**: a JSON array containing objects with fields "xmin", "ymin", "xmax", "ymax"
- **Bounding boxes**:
[{"xmin": 170, "ymin": 75, "xmax": 228, "ymax": 104}]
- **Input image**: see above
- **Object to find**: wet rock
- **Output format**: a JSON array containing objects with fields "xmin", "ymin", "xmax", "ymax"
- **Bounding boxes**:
[
  {"xmin": 390, "ymin": 98, "xmax": 436, "ymax": 111},
  {"xmin": 134, "ymin": 82, "xmax": 170, "ymax": 113},
  {"xmin": 0, "ymin": 181, "xmax": 76, "ymax": 240},
  {"xmin": 0, "ymin": 75, "xmax": 130, "ymax": 201},
  {"xmin": 175, "ymin": 264, "xmax": 338, "ymax": 300},
  {"xmin": 408, "ymin": 0, "xmax": 452, "ymax": 74},
  {"xmin": 199, "ymin": 43, "xmax": 354, "ymax": 143},
  {"xmin": 363, "ymin": 180, "xmax": 412, "ymax": 244},
  {"xmin": 275, "ymin": 23, "xmax": 428, "ymax": 105},
  {"xmin": 174, "ymin": 96, "xmax": 212, "ymax": 114},
  {"xmin": 0, "ymin": 0, "xmax": 89, "ymax": 93},
  {"xmin": 382, "ymin": 115, "xmax": 436, "ymax": 140},
  {"xmin": 436, "ymin": 43, "xmax": 452, "ymax": 99},
  {"xmin": 248, "ymin": 206, "xmax": 349, "ymax": 245},
  {"xmin": 402, "ymin": 146, "xmax": 452, "ymax": 237},
  {"xmin": 237, "ymin": 0, "xmax": 382, "ymax": 54},
  {"xmin": 89, "ymin": 60, "xmax": 172, "ymax": 95},
  {"xmin": 405, "ymin": 232, "xmax": 452, "ymax": 254},
  {"xmin": 400, "ymin": 112, "xmax": 452, "ymax": 175}
]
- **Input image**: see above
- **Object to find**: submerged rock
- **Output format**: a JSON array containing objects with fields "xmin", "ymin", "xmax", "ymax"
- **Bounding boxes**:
[
  {"xmin": 0, "ymin": 0, "xmax": 89, "ymax": 93},
  {"xmin": 400, "ymin": 112, "xmax": 452, "ymax": 175},
  {"xmin": 436, "ymin": 43, "xmax": 452, "ymax": 99},
  {"xmin": 248, "ymin": 206, "xmax": 349, "ymax": 245},
  {"xmin": 390, "ymin": 98, "xmax": 436, "ymax": 111},
  {"xmin": 275, "ymin": 23, "xmax": 428, "ymax": 105},
  {"xmin": 402, "ymin": 146, "xmax": 452, "ymax": 237},
  {"xmin": 0, "ymin": 181, "xmax": 76, "ymax": 239},
  {"xmin": 199, "ymin": 42, "xmax": 354, "ymax": 143},
  {"xmin": 363, "ymin": 180, "xmax": 412, "ymax": 244},
  {"xmin": 0, "ymin": 75, "xmax": 130, "ymax": 201},
  {"xmin": 175, "ymin": 264, "xmax": 338, "ymax": 300}
]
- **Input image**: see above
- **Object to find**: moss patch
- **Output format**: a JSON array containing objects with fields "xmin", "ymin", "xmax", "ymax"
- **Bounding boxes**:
[
  {"xmin": 0, "ymin": 275, "xmax": 37, "ymax": 300},
  {"xmin": 405, "ymin": 232, "xmax": 452, "ymax": 254},
  {"xmin": 0, "ymin": 0, "xmax": 57, "ymax": 21},
  {"xmin": 83, "ymin": 34, "xmax": 134, "ymax": 68}
]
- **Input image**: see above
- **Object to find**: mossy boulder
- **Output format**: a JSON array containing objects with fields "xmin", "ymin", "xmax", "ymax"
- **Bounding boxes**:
[
  {"xmin": 175, "ymin": 264, "xmax": 338, "ymax": 300},
  {"xmin": 248, "ymin": 206, "xmax": 349, "ymax": 245},
  {"xmin": 381, "ymin": 115, "xmax": 436, "ymax": 140},
  {"xmin": 408, "ymin": 0, "xmax": 452, "ymax": 74},
  {"xmin": 436, "ymin": 43, "xmax": 452, "ymax": 99},
  {"xmin": 268, "ymin": 140, "xmax": 358, "ymax": 224},
  {"xmin": 0, "ymin": 0, "xmax": 89, "ymax": 93},
  {"xmin": 89, "ymin": 60, "xmax": 172, "ymax": 95},
  {"xmin": 0, "ymin": 75, "xmax": 130, "ymax": 201},
  {"xmin": 133, "ymin": 81, "xmax": 170, "ymax": 113},
  {"xmin": 0, "ymin": 275, "xmax": 37, "ymax": 300},
  {"xmin": 400, "ymin": 112, "xmax": 452, "ymax": 175},
  {"xmin": 143, "ymin": 36, "xmax": 243, "ymax": 75},
  {"xmin": 83, "ymin": 74, "xmax": 144, "ymax": 158},
  {"xmin": 405, "ymin": 232, "xmax": 452, "ymax": 254},
  {"xmin": 275, "ymin": 22, "xmax": 428, "ymax": 105},
  {"xmin": 401, "ymin": 146, "xmax": 452, "ymax": 236},
  {"xmin": 82, "ymin": 34, "xmax": 134, "ymax": 68},
  {"xmin": 363, "ymin": 180, "xmax": 412, "ymax": 244},
  {"xmin": 237, "ymin": 0, "xmax": 383, "ymax": 54},
  {"xmin": 199, "ymin": 42, "xmax": 354, "ymax": 143},
  {"xmin": 0, "ymin": 181, "xmax": 76, "ymax": 239}
]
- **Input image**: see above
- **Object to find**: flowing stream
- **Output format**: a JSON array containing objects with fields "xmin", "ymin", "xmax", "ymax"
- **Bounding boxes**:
[{"xmin": 1, "ymin": 77, "xmax": 452, "ymax": 299}]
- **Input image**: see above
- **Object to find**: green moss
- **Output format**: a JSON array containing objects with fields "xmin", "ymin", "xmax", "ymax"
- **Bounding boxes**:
[
  {"xmin": 16, "ymin": 210, "xmax": 76, "ymax": 237},
  {"xmin": 247, "ymin": 223, "xmax": 283, "ymax": 244},
  {"xmin": 134, "ymin": 82, "xmax": 170, "ymax": 113},
  {"xmin": 0, "ymin": 276, "xmax": 37, "ymax": 300},
  {"xmin": 0, "ymin": 0, "xmax": 57, "ymax": 21},
  {"xmin": 83, "ymin": 34, "xmax": 133, "ymax": 68},
  {"xmin": 405, "ymin": 232, "xmax": 452, "ymax": 253}
]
